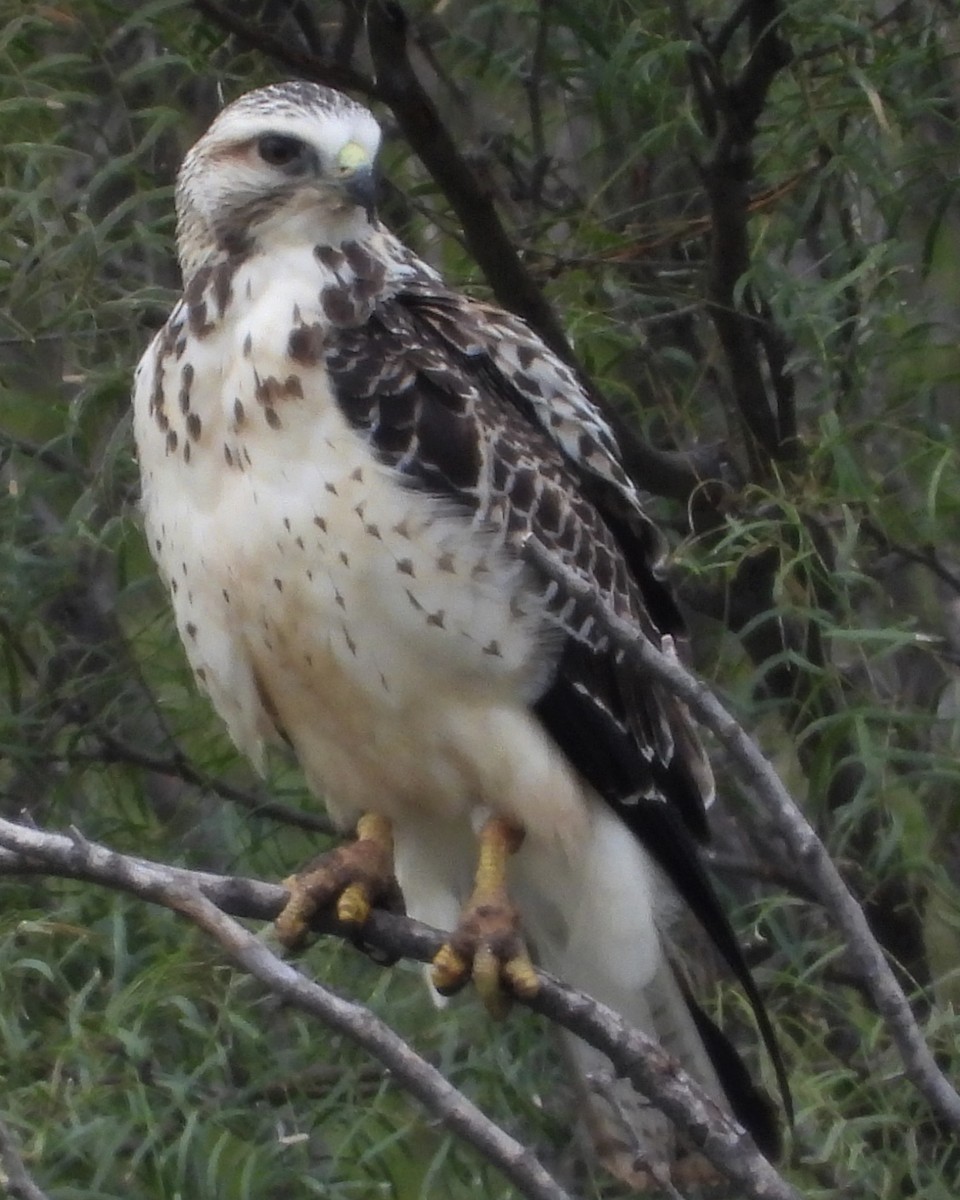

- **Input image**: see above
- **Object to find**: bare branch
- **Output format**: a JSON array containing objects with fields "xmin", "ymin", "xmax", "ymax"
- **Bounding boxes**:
[
  {"xmin": 708, "ymin": 0, "xmax": 755, "ymax": 61},
  {"xmin": 523, "ymin": 537, "xmax": 960, "ymax": 1132},
  {"xmin": 523, "ymin": 0, "xmax": 554, "ymax": 207},
  {"xmin": 861, "ymin": 518, "xmax": 960, "ymax": 597},
  {"xmin": 0, "ymin": 821, "xmax": 572, "ymax": 1200},
  {"xmin": 0, "ymin": 430, "xmax": 92, "ymax": 480},
  {"xmin": 689, "ymin": 1, "xmax": 797, "ymax": 470},
  {"xmin": 685, "ymin": 544, "xmax": 932, "ymax": 990},
  {"xmin": 192, "ymin": 0, "xmax": 378, "ymax": 98},
  {"xmin": 703, "ymin": 849, "xmax": 818, "ymax": 902},
  {"xmin": 0, "ymin": 822, "xmax": 802, "ymax": 1200},
  {"xmin": 0, "ymin": 1120, "xmax": 51, "ymax": 1200},
  {"xmin": 85, "ymin": 730, "xmax": 337, "ymax": 836},
  {"xmin": 288, "ymin": 0, "xmax": 327, "ymax": 57},
  {"xmin": 153, "ymin": 907, "xmax": 580, "ymax": 1200},
  {"xmin": 366, "ymin": 0, "xmax": 573, "ymax": 364}
]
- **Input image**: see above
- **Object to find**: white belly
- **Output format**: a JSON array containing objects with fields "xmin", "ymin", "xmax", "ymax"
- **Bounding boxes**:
[
  {"xmin": 132, "ymin": 247, "xmax": 666, "ymax": 1074},
  {"xmin": 133, "ymin": 293, "xmax": 577, "ymax": 847}
]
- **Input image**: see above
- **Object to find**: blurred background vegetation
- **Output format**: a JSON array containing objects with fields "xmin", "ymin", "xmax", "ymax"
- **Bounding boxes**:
[{"xmin": 1, "ymin": 1, "xmax": 959, "ymax": 1196}]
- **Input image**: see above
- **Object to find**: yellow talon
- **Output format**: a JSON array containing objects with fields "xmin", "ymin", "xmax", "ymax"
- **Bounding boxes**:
[
  {"xmin": 474, "ymin": 942, "xmax": 510, "ymax": 1018},
  {"xmin": 337, "ymin": 882, "xmax": 372, "ymax": 925},
  {"xmin": 275, "ymin": 873, "xmax": 318, "ymax": 947},
  {"xmin": 356, "ymin": 811, "xmax": 392, "ymax": 846},
  {"xmin": 503, "ymin": 955, "xmax": 540, "ymax": 1000},
  {"xmin": 274, "ymin": 812, "xmax": 399, "ymax": 948},
  {"xmin": 431, "ymin": 942, "xmax": 469, "ymax": 994},
  {"xmin": 431, "ymin": 815, "xmax": 537, "ymax": 1014}
]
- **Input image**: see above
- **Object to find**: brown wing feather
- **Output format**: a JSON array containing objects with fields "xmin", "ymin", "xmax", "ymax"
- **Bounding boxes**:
[
  {"xmin": 320, "ymin": 251, "xmax": 791, "ymax": 1127},
  {"xmin": 323, "ymin": 266, "xmax": 703, "ymax": 812}
]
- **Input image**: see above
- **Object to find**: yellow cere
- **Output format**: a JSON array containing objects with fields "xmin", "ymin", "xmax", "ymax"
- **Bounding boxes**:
[{"xmin": 337, "ymin": 141, "xmax": 370, "ymax": 173}]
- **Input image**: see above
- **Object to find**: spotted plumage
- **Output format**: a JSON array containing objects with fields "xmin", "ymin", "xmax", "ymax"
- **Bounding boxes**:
[{"xmin": 132, "ymin": 81, "xmax": 785, "ymax": 1174}]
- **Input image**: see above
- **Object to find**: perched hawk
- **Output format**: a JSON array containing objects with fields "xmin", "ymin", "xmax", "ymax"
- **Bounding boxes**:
[{"xmin": 133, "ymin": 81, "xmax": 786, "ymax": 1175}]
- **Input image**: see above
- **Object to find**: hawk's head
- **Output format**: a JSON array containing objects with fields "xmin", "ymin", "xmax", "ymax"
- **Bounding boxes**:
[{"xmin": 175, "ymin": 81, "xmax": 382, "ymax": 280}]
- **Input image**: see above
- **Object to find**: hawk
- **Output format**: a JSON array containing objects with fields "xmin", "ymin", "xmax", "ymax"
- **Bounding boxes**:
[{"xmin": 133, "ymin": 80, "xmax": 787, "ymax": 1175}]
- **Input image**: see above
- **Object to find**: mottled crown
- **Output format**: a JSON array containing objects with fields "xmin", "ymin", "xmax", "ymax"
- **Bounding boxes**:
[{"xmin": 206, "ymin": 80, "xmax": 370, "ymax": 129}]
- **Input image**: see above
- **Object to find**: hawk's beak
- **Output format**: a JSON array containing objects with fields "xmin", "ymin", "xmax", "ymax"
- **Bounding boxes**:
[
  {"xmin": 337, "ymin": 141, "xmax": 378, "ymax": 220},
  {"xmin": 344, "ymin": 165, "xmax": 378, "ymax": 219}
]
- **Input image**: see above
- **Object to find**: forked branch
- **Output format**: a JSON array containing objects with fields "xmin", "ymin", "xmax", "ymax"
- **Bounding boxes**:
[
  {"xmin": 523, "ymin": 537, "xmax": 960, "ymax": 1132},
  {"xmin": 0, "ymin": 822, "xmax": 802, "ymax": 1200}
]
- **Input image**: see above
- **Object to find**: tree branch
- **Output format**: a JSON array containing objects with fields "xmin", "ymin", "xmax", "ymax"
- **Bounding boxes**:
[
  {"xmin": 191, "ymin": 0, "xmax": 378, "ymax": 97},
  {"xmin": 861, "ymin": 518, "xmax": 960, "ymax": 597},
  {"xmin": 367, "ymin": 0, "xmax": 735, "ymax": 505},
  {"xmin": 0, "ymin": 1120, "xmax": 52, "ymax": 1200},
  {"xmin": 366, "ymin": 0, "xmax": 573, "ymax": 364},
  {"xmin": 0, "ymin": 429, "xmax": 91, "ymax": 480},
  {"xmin": 0, "ymin": 823, "xmax": 573, "ymax": 1200},
  {"xmin": 523, "ymin": 536, "xmax": 960, "ymax": 1132},
  {"xmin": 690, "ymin": 0, "xmax": 797, "ymax": 470},
  {"xmin": 85, "ymin": 730, "xmax": 337, "ymax": 836},
  {"xmin": 0, "ymin": 822, "xmax": 802, "ymax": 1200},
  {"xmin": 688, "ymin": 543, "xmax": 933, "ymax": 991}
]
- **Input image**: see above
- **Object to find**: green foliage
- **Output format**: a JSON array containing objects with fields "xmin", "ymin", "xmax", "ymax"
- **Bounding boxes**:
[
  {"xmin": 2, "ymin": 1, "xmax": 959, "ymax": 1197},
  {"xmin": 1, "ymin": 867, "xmax": 582, "ymax": 1198}
]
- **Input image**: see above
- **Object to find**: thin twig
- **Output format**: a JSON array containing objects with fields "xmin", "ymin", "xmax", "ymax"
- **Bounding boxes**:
[
  {"xmin": 524, "ymin": 0, "xmax": 554, "ymax": 207},
  {"xmin": 0, "ymin": 431, "xmax": 92, "ymax": 480},
  {"xmin": 0, "ymin": 827, "xmax": 571, "ymax": 1200},
  {"xmin": 862, "ymin": 518, "xmax": 960, "ymax": 597},
  {"xmin": 192, "ymin": 0, "xmax": 378, "ymax": 98},
  {"xmin": 154, "ymin": 903, "xmax": 578, "ymax": 1200},
  {"xmin": 0, "ymin": 823, "xmax": 802, "ymax": 1200},
  {"xmin": 691, "ymin": 0, "xmax": 796, "ymax": 470},
  {"xmin": 289, "ymin": 0, "xmax": 326, "ymax": 57},
  {"xmin": 0, "ymin": 326, "xmax": 131, "ymax": 345},
  {"xmin": 366, "ymin": 0, "xmax": 573, "ymax": 364},
  {"xmin": 333, "ymin": 0, "xmax": 364, "ymax": 68},
  {"xmin": 703, "ymin": 849, "xmax": 817, "ymax": 902},
  {"xmin": 88, "ymin": 730, "xmax": 336, "ymax": 836},
  {"xmin": 0, "ymin": 1120, "xmax": 52, "ymax": 1200},
  {"xmin": 708, "ymin": 0, "xmax": 755, "ymax": 59},
  {"xmin": 523, "ymin": 536, "xmax": 960, "ymax": 1132}
]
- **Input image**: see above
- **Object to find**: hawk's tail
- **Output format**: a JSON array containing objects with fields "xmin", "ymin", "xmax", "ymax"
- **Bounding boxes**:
[
  {"xmin": 550, "ymin": 955, "xmax": 780, "ymax": 1185},
  {"xmin": 522, "ymin": 802, "xmax": 782, "ymax": 1184}
]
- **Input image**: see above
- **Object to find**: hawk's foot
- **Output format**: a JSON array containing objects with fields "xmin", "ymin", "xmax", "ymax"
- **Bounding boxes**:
[
  {"xmin": 275, "ymin": 813, "xmax": 403, "ymax": 950},
  {"xmin": 431, "ymin": 896, "xmax": 539, "ymax": 1017},
  {"xmin": 431, "ymin": 816, "xmax": 539, "ymax": 1017}
]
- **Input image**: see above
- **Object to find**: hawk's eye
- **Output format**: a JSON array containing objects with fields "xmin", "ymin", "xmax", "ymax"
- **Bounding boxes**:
[{"xmin": 257, "ymin": 134, "xmax": 306, "ymax": 168}]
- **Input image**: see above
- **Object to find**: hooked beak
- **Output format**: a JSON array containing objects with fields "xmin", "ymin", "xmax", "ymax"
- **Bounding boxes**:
[
  {"xmin": 343, "ymin": 164, "xmax": 378, "ymax": 220},
  {"xmin": 337, "ymin": 141, "xmax": 378, "ymax": 220}
]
